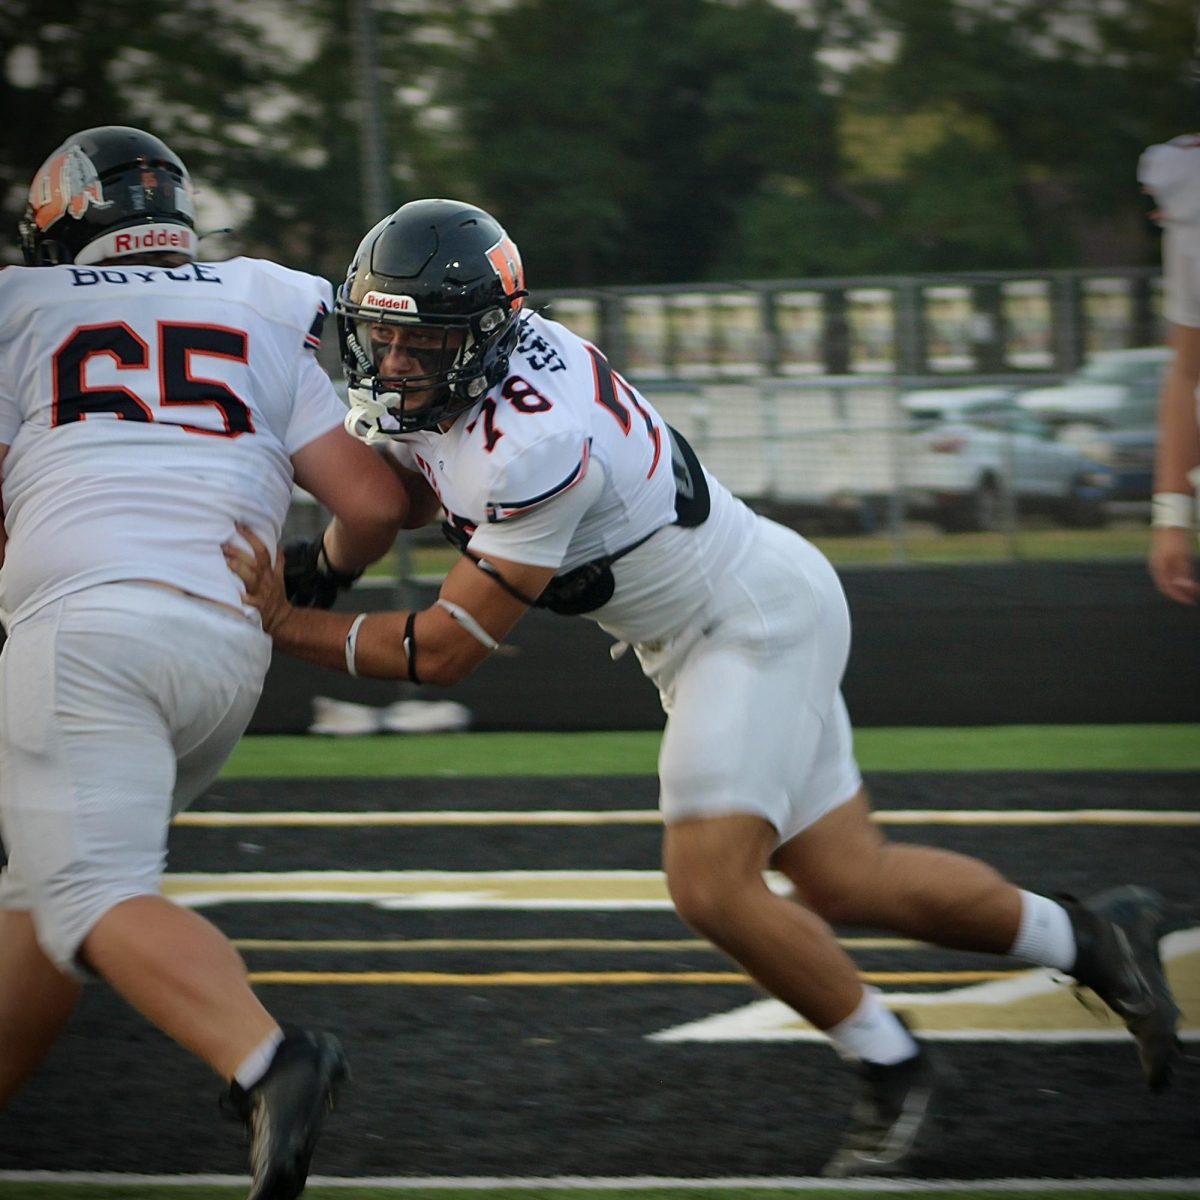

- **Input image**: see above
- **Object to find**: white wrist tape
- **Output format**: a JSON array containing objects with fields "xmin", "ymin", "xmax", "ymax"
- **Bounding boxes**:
[
  {"xmin": 436, "ymin": 598, "xmax": 500, "ymax": 650},
  {"xmin": 345, "ymin": 612, "xmax": 368, "ymax": 677},
  {"xmin": 1151, "ymin": 492, "xmax": 1196, "ymax": 530}
]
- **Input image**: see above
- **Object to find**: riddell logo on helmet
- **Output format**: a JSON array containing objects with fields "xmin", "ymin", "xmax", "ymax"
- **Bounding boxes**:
[
  {"xmin": 362, "ymin": 290, "xmax": 417, "ymax": 313},
  {"xmin": 113, "ymin": 228, "xmax": 189, "ymax": 253},
  {"xmin": 73, "ymin": 222, "xmax": 197, "ymax": 266}
]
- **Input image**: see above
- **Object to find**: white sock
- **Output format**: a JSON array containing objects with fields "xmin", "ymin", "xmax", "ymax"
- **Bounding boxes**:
[
  {"xmin": 826, "ymin": 988, "xmax": 918, "ymax": 1065},
  {"xmin": 233, "ymin": 1027, "xmax": 285, "ymax": 1091},
  {"xmin": 1009, "ymin": 890, "xmax": 1076, "ymax": 971}
]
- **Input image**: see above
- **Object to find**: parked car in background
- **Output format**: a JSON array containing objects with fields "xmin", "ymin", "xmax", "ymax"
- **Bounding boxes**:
[
  {"xmin": 899, "ymin": 387, "xmax": 1114, "ymax": 531},
  {"xmin": 1058, "ymin": 425, "xmax": 1157, "ymax": 504},
  {"xmin": 1013, "ymin": 348, "xmax": 1167, "ymax": 507},
  {"xmin": 1015, "ymin": 347, "xmax": 1169, "ymax": 428}
]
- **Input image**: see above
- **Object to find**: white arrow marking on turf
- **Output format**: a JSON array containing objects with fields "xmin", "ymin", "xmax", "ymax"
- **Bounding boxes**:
[{"xmin": 650, "ymin": 928, "xmax": 1199, "ymax": 1042}]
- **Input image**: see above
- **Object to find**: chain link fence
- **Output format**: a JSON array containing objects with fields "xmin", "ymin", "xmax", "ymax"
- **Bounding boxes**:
[{"xmin": 291, "ymin": 266, "xmax": 1166, "ymax": 575}]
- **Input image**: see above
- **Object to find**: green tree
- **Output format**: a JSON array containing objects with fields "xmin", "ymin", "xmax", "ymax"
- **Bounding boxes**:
[
  {"xmin": 0, "ymin": 0, "xmax": 451, "ymax": 280},
  {"xmin": 0, "ymin": 1, "xmax": 295, "ymax": 262},
  {"xmin": 835, "ymin": 0, "xmax": 1197, "ymax": 269},
  {"xmin": 447, "ymin": 0, "xmax": 835, "ymax": 286},
  {"xmin": 240, "ymin": 0, "xmax": 481, "ymax": 281},
  {"xmin": 2, "ymin": 0, "xmax": 1194, "ymax": 283}
]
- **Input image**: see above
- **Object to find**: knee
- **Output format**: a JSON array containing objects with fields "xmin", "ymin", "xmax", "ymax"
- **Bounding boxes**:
[
  {"xmin": 663, "ymin": 815, "xmax": 777, "ymax": 938},
  {"xmin": 665, "ymin": 868, "xmax": 734, "ymax": 938},
  {"xmin": 666, "ymin": 855, "xmax": 776, "ymax": 941}
]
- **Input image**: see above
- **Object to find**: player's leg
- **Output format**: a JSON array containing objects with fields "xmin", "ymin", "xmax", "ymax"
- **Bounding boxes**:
[
  {"xmin": 2, "ymin": 585, "xmax": 294, "ymax": 1076},
  {"xmin": 655, "ymin": 522, "xmax": 921, "ymax": 1038},
  {"xmin": 654, "ymin": 523, "xmax": 948, "ymax": 1177},
  {"xmin": 0, "ymin": 606, "xmax": 85, "ymax": 1105},
  {"xmin": 663, "ymin": 811, "xmax": 864, "ymax": 1027},
  {"xmin": 774, "ymin": 738, "xmax": 1181, "ymax": 1091},
  {"xmin": 773, "ymin": 784, "xmax": 1022, "ymax": 953},
  {"xmin": 80, "ymin": 896, "xmax": 277, "ymax": 1074},
  {"xmin": 0, "ymin": 908, "xmax": 80, "ymax": 1104},
  {"xmin": 76, "ymin": 596, "xmax": 277, "ymax": 1075},
  {"xmin": 53, "ymin": 586, "xmax": 347, "ymax": 1199},
  {"xmin": 656, "ymin": 613, "xmax": 936, "ymax": 1179},
  {"xmin": 22, "ymin": 588, "xmax": 278, "ymax": 1076},
  {"xmin": 657, "ymin": 618, "xmax": 869, "ymax": 1029}
]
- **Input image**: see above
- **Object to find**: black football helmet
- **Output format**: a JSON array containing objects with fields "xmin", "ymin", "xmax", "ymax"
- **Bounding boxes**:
[
  {"xmin": 336, "ymin": 198, "xmax": 527, "ymax": 438},
  {"xmin": 18, "ymin": 126, "xmax": 196, "ymax": 267}
]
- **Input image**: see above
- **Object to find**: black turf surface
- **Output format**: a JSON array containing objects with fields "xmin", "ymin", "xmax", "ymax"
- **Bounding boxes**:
[{"xmin": 1, "ymin": 772, "xmax": 1198, "ymax": 1181}]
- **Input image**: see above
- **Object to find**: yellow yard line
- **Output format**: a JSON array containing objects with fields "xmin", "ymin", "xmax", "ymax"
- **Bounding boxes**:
[
  {"xmin": 246, "ymin": 968, "xmax": 1013, "ymax": 986},
  {"xmin": 234, "ymin": 936, "xmax": 923, "ymax": 952},
  {"xmin": 176, "ymin": 810, "xmax": 660, "ymax": 826},
  {"xmin": 176, "ymin": 808, "xmax": 1200, "ymax": 828},
  {"xmin": 876, "ymin": 810, "xmax": 1200, "ymax": 825},
  {"xmin": 163, "ymin": 869, "xmax": 673, "ymax": 906}
]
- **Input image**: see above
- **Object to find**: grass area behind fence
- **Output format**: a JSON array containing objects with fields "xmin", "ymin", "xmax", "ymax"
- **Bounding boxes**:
[{"xmin": 373, "ymin": 522, "xmax": 1153, "ymax": 583}]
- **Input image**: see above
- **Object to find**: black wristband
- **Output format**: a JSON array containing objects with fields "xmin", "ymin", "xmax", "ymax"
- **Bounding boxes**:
[{"xmin": 403, "ymin": 611, "xmax": 421, "ymax": 685}]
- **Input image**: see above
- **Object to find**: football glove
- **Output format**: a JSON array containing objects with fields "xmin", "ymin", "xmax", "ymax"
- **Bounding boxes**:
[{"xmin": 283, "ymin": 536, "xmax": 364, "ymax": 609}]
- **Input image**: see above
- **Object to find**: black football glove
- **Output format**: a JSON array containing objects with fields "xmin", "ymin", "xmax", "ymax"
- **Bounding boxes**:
[{"xmin": 283, "ymin": 536, "xmax": 364, "ymax": 608}]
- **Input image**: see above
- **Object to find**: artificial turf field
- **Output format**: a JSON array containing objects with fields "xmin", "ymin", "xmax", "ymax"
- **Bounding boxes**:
[{"xmin": 0, "ymin": 728, "xmax": 1197, "ymax": 1200}]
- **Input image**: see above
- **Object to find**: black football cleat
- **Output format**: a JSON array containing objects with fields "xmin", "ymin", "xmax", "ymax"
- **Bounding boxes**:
[
  {"xmin": 1064, "ymin": 885, "xmax": 1182, "ymax": 1091},
  {"xmin": 822, "ymin": 1038, "xmax": 939, "ymax": 1179},
  {"xmin": 226, "ymin": 1030, "xmax": 349, "ymax": 1200}
]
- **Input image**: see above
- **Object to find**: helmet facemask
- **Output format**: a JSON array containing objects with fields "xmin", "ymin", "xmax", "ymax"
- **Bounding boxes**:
[{"xmin": 338, "ymin": 288, "xmax": 522, "ymax": 438}]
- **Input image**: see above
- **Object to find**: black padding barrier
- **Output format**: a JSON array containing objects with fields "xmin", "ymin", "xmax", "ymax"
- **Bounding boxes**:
[
  {"xmin": 838, "ymin": 560, "xmax": 1197, "ymax": 726},
  {"xmin": 246, "ymin": 560, "xmax": 1199, "ymax": 732}
]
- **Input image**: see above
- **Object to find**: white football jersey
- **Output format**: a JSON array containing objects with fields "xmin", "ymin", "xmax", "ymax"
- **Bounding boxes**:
[
  {"xmin": 386, "ymin": 311, "xmax": 757, "ymax": 643},
  {"xmin": 0, "ymin": 257, "xmax": 347, "ymax": 624},
  {"xmin": 1164, "ymin": 223, "xmax": 1200, "ymax": 331},
  {"xmin": 1139, "ymin": 136, "xmax": 1200, "ymax": 329}
]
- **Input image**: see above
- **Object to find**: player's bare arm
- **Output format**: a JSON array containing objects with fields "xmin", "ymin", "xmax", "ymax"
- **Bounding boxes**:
[
  {"xmin": 1149, "ymin": 322, "xmax": 1200, "ymax": 605},
  {"xmin": 225, "ymin": 524, "xmax": 555, "ymax": 685},
  {"xmin": 382, "ymin": 458, "xmax": 443, "ymax": 530},
  {"xmin": 291, "ymin": 426, "xmax": 412, "ymax": 572}
]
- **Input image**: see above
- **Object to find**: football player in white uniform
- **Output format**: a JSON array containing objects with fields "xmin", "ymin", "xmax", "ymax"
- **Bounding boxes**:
[
  {"xmin": 0, "ymin": 126, "xmax": 411, "ymax": 1199},
  {"xmin": 1139, "ymin": 130, "xmax": 1200, "ymax": 605},
  {"xmin": 227, "ymin": 200, "xmax": 1183, "ymax": 1176}
]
